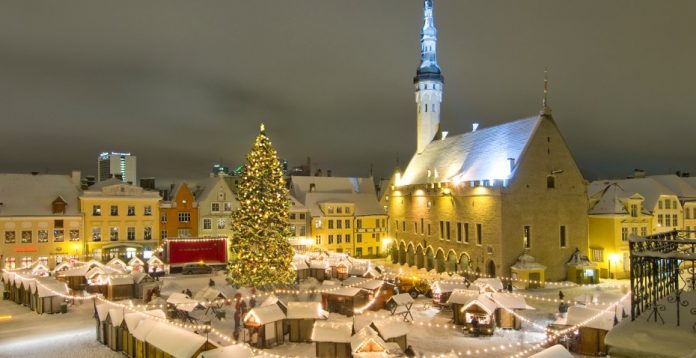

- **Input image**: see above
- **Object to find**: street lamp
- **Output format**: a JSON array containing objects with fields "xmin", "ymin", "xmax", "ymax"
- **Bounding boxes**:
[
  {"xmin": 202, "ymin": 320, "xmax": 212, "ymax": 344},
  {"xmin": 608, "ymin": 253, "xmax": 621, "ymax": 279}
]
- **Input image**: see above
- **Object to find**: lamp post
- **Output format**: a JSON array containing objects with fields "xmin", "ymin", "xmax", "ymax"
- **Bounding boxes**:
[{"xmin": 203, "ymin": 320, "xmax": 212, "ymax": 344}]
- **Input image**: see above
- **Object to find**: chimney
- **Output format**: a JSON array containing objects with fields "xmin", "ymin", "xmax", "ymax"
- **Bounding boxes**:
[
  {"xmin": 71, "ymin": 170, "xmax": 81, "ymax": 187},
  {"xmin": 327, "ymin": 170, "xmax": 332, "ymax": 177},
  {"xmin": 472, "ymin": 123, "xmax": 479, "ymax": 132},
  {"xmin": 634, "ymin": 169, "xmax": 646, "ymax": 178},
  {"xmin": 507, "ymin": 158, "xmax": 515, "ymax": 172}
]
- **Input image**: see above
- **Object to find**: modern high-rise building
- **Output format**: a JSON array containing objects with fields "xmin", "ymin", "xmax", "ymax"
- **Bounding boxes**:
[{"xmin": 98, "ymin": 152, "xmax": 137, "ymax": 184}]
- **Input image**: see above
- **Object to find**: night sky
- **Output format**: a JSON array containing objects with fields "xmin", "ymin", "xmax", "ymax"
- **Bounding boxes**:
[{"xmin": 1, "ymin": 1, "xmax": 694, "ymax": 182}]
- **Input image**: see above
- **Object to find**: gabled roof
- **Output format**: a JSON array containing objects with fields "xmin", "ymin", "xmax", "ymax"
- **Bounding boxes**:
[
  {"xmin": 399, "ymin": 116, "xmax": 542, "ymax": 186},
  {"xmin": 311, "ymin": 320, "xmax": 353, "ymax": 343},
  {"xmin": 387, "ymin": 293, "xmax": 414, "ymax": 306},
  {"xmin": 290, "ymin": 176, "xmax": 377, "ymax": 203},
  {"xmin": 197, "ymin": 344, "xmax": 255, "ymax": 358},
  {"xmin": 472, "ymin": 278, "xmax": 504, "ymax": 292},
  {"xmin": 145, "ymin": 322, "xmax": 207, "ymax": 358},
  {"xmin": 350, "ymin": 327, "xmax": 388, "ymax": 354},
  {"xmin": 194, "ymin": 287, "xmax": 226, "ymax": 302},
  {"xmin": 461, "ymin": 294, "xmax": 499, "ymax": 315},
  {"xmin": 446, "ymin": 289, "xmax": 479, "ymax": 304},
  {"xmin": 528, "ymin": 344, "xmax": 573, "ymax": 358},
  {"xmin": 588, "ymin": 183, "xmax": 630, "ymax": 215},
  {"xmin": 588, "ymin": 177, "xmax": 675, "ymax": 211},
  {"xmin": 491, "ymin": 293, "xmax": 535, "ymax": 310},
  {"xmin": 286, "ymin": 301, "xmax": 328, "ymax": 320},
  {"xmin": 244, "ymin": 304, "xmax": 285, "ymax": 325},
  {"xmin": 303, "ymin": 193, "xmax": 384, "ymax": 217},
  {"xmin": 371, "ymin": 318, "xmax": 409, "ymax": 339},
  {"xmin": 36, "ymin": 280, "xmax": 69, "ymax": 298},
  {"xmin": 0, "ymin": 173, "xmax": 81, "ymax": 216},
  {"xmin": 132, "ymin": 319, "xmax": 159, "ymax": 340},
  {"xmin": 649, "ymin": 175, "xmax": 696, "ymax": 200},
  {"xmin": 560, "ymin": 305, "xmax": 616, "ymax": 331},
  {"xmin": 193, "ymin": 176, "xmax": 235, "ymax": 203},
  {"xmin": 108, "ymin": 308, "xmax": 125, "ymax": 327}
]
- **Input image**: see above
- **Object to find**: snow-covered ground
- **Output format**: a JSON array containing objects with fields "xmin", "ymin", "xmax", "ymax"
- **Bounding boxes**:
[{"xmin": 1, "ymin": 266, "xmax": 634, "ymax": 358}]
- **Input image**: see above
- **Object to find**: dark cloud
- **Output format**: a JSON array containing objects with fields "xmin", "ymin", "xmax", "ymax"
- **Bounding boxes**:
[{"xmin": 0, "ymin": 0, "xmax": 694, "ymax": 182}]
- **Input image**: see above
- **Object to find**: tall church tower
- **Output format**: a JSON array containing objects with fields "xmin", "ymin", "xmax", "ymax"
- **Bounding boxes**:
[{"xmin": 414, "ymin": 0, "xmax": 444, "ymax": 154}]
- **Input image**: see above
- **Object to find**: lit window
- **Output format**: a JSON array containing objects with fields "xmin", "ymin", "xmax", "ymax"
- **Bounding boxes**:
[
  {"xmin": 128, "ymin": 206, "xmax": 136, "ymax": 216},
  {"xmin": 110, "ymin": 227, "xmax": 119, "ymax": 241},
  {"xmin": 92, "ymin": 228, "xmax": 101, "ymax": 241},
  {"xmin": 110, "ymin": 205, "xmax": 119, "ymax": 216},
  {"xmin": 93, "ymin": 205, "xmax": 101, "ymax": 216},
  {"xmin": 224, "ymin": 202, "xmax": 233, "ymax": 212},
  {"xmin": 621, "ymin": 227, "xmax": 628, "ymax": 241},
  {"xmin": 127, "ymin": 227, "xmax": 136, "ymax": 240},
  {"xmin": 178, "ymin": 212, "xmax": 191, "ymax": 223},
  {"xmin": 21, "ymin": 231, "xmax": 32, "ymax": 243},
  {"xmin": 54, "ymin": 229, "xmax": 64, "ymax": 242},
  {"xmin": 144, "ymin": 205, "xmax": 152, "ymax": 216},
  {"xmin": 203, "ymin": 219, "xmax": 212, "ymax": 230},
  {"xmin": 69, "ymin": 230, "xmax": 80, "ymax": 242},
  {"xmin": 144, "ymin": 227, "xmax": 152, "ymax": 240},
  {"xmin": 217, "ymin": 218, "xmax": 226, "ymax": 229},
  {"xmin": 38, "ymin": 230, "xmax": 48, "ymax": 243}
]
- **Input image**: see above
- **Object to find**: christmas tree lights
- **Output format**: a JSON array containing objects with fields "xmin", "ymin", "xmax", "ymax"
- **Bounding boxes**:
[{"xmin": 226, "ymin": 123, "xmax": 295, "ymax": 287}]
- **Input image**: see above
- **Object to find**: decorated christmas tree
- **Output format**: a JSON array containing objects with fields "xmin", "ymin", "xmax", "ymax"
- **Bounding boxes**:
[{"xmin": 227, "ymin": 123, "xmax": 295, "ymax": 287}]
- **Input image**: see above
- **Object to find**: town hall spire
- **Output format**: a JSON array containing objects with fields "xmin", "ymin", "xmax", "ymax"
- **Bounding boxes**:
[{"xmin": 414, "ymin": 0, "xmax": 444, "ymax": 154}]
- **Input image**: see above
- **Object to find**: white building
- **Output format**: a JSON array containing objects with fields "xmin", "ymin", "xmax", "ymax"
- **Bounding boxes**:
[{"xmin": 98, "ymin": 152, "xmax": 137, "ymax": 184}]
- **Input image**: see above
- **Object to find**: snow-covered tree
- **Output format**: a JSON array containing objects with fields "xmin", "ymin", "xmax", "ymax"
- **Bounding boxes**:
[{"xmin": 227, "ymin": 124, "xmax": 295, "ymax": 287}]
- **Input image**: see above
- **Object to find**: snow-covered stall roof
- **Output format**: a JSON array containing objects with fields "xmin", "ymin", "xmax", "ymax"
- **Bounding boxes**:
[
  {"xmin": 128, "ymin": 257, "xmax": 144, "ymax": 267},
  {"xmin": 491, "ymin": 293, "xmax": 535, "ymax": 310},
  {"xmin": 510, "ymin": 253, "xmax": 547, "ymax": 270},
  {"xmin": 123, "ymin": 310, "xmax": 166, "ymax": 331},
  {"xmin": 309, "ymin": 260, "xmax": 328, "ymax": 269},
  {"xmin": 472, "ymin": 278, "xmax": 504, "ymax": 292},
  {"xmin": 528, "ymin": 344, "xmax": 573, "ymax": 358},
  {"xmin": 107, "ymin": 275, "xmax": 134, "ymax": 286},
  {"xmin": 260, "ymin": 294, "xmax": 287, "ymax": 311},
  {"xmin": 132, "ymin": 319, "xmax": 158, "ymax": 340},
  {"xmin": 559, "ymin": 306, "xmax": 616, "ymax": 331},
  {"xmin": 96, "ymin": 303, "xmax": 117, "ymax": 321},
  {"xmin": 108, "ymin": 308, "xmax": 125, "ymax": 326},
  {"xmin": 86, "ymin": 266, "xmax": 106, "ymax": 279},
  {"xmin": 291, "ymin": 260, "xmax": 309, "ymax": 270},
  {"xmin": 286, "ymin": 301, "xmax": 328, "ymax": 320},
  {"xmin": 461, "ymin": 294, "xmax": 499, "ymax": 315},
  {"xmin": 445, "ymin": 289, "xmax": 479, "ymax": 304},
  {"xmin": 147, "ymin": 256, "xmax": 164, "ymax": 266},
  {"xmin": 328, "ymin": 286, "xmax": 363, "ymax": 297},
  {"xmin": 371, "ymin": 318, "xmax": 409, "ymax": 339},
  {"xmin": 388, "ymin": 293, "xmax": 414, "ymax": 306},
  {"xmin": 197, "ymin": 344, "xmax": 255, "ymax": 358},
  {"xmin": 145, "ymin": 322, "xmax": 207, "ymax": 358},
  {"xmin": 311, "ymin": 320, "xmax": 353, "ymax": 343},
  {"xmin": 431, "ymin": 279, "xmax": 469, "ymax": 294},
  {"xmin": 244, "ymin": 304, "xmax": 285, "ymax": 325},
  {"xmin": 399, "ymin": 116, "xmax": 541, "ymax": 186},
  {"xmin": 61, "ymin": 265, "xmax": 91, "ymax": 277},
  {"xmin": 36, "ymin": 280, "xmax": 69, "ymax": 298},
  {"xmin": 194, "ymin": 287, "xmax": 226, "ymax": 302},
  {"xmin": 350, "ymin": 327, "xmax": 388, "ymax": 354},
  {"xmin": 167, "ymin": 292, "xmax": 200, "ymax": 312},
  {"xmin": 131, "ymin": 272, "xmax": 152, "ymax": 284},
  {"xmin": 53, "ymin": 262, "xmax": 71, "ymax": 273},
  {"xmin": 106, "ymin": 258, "xmax": 128, "ymax": 270}
]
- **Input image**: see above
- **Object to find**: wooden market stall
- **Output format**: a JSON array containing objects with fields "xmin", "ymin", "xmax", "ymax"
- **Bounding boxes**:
[
  {"xmin": 566, "ymin": 249, "xmax": 599, "ymax": 285},
  {"xmin": 528, "ymin": 344, "xmax": 574, "ymax": 358},
  {"xmin": 106, "ymin": 308, "xmax": 126, "ymax": 351},
  {"xmin": 455, "ymin": 293, "xmax": 499, "ymax": 335},
  {"xmin": 286, "ymin": 301, "xmax": 328, "ymax": 342},
  {"xmin": 96, "ymin": 303, "xmax": 117, "ymax": 345},
  {"xmin": 131, "ymin": 319, "xmax": 159, "ymax": 358},
  {"xmin": 371, "ymin": 318, "xmax": 409, "ymax": 351},
  {"xmin": 431, "ymin": 279, "xmax": 470, "ymax": 306},
  {"xmin": 128, "ymin": 257, "xmax": 145, "ymax": 272},
  {"xmin": 332, "ymin": 261, "xmax": 351, "ymax": 281},
  {"xmin": 350, "ymin": 327, "xmax": 390, "ymax": 356},
  {"xmin": 292, "ymin": 260, "xmax": 310, "ymax": 282},
  {"xmin": 243, "ymin": 304, "xmax": 286, "ymax": 348},
  {"xmin": 551, "ymin": 306, "xmax": 616, "ymax": 356},
  {"xmin": 196, "ymin": 343, "xmax": 256, "ymax": 358},
  {"xmin": 106, "ymin": 258, "xmax": 129, "ymax": 272},
  {"xmin": 131, "ymin": 272, "xmax": 156, "ymax": 300},
  {"xmin": 309, "ymin": 260, "xmax": 329, "ymax": 282},
  {"xmin": 321, "ymin": 286, "xmax": 369, "ymax": 317},
  {"xmin": 472, "ymin": 278, "xmax": 505, "ymax": 293},
  {"xmin": 59, "ymin": 264, "xmax": 91, "ymax": 291},
  {"xmin": 490, "ymin": 292, "xmax": 535, "ymax": 329},
  {"xmin": 510, "ymin": 253, "xmax": 547, "ymax": 289},
  {"xmin": 144, "ymin": 321, "xmax": 215, "ymax": 358},
  {"xmin": 386, "ymin": 293, "xmax": 415, "ymax": 321},
  {"xmin": 311, "ymin": 320, "xmax": 353, "ymax": 358},
  {"xmin": 106, "ymin": 275, "xmax": 135, "ymax": 300},
  {"xmin": 446, "ymin": 289, "xmax": 481, "ymax": 325},
  {"xmin": 34, "ymin": 280, "xmax": 69, "ymax": 314}
]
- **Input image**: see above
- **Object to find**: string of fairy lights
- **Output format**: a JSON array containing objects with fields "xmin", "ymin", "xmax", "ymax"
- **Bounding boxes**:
[{"xmin": 3, "ymin": 264, "xmax": 632, "ymax": 358}]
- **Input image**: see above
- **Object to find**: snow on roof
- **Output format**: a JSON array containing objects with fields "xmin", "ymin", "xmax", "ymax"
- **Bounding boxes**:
[
  {"xmin": 431, "ymin": 280, "xmax": 469, "ymax": 294},
  {"xmin": 286, "ymin": 301, "xmax": 328, "ymax": 320},
  {"xmin": 588, "ymin": 177, "xmax": 676, "ymax": 212},
  {"xmin": 528, "ymin": 344, "xmax": 573, "ymax": 358},
  {"xmin": 260, "ymin": 294, "xmax": 287, "ymax": 310},
  {"xmin": 132, "ymin": 319, "xmax": 159, "ymax": 340},
  {"xmin": 649, "ymin": 175, "xmax": 696, "ymax": 200},
  {"xmin": 446, "ymin": 289, "xmax": 480, "ymax": 305},
  {"xmin": 194, "ymin": 287, "xmax": 225, "ymax": 302},
  {"xmin": 0, "ymin": 173, "xmax": 82, "ymax": 216},
  {"xmin": 123, "ymin": 310, "xmax": 165, "ymax": 331},
  {"xmin": 588, "ymin": 183, "xmax": 631, "ymax": 215},
  {"xmin": 167, "ymin": 292, "xmax": 200, "ymax": 312},
  {"xmin": 560, "ymin": 306, "xmax": 616, "ymax": 331},
  {"xmin": 510, "ymin": 254, "xmax": 547, "ymax": 270},
  {"xmin": 107, "ymin": 258, "xmax": 128, "ymax": 268},
  {"xmin": 291, "ymin": 261, "xmax": 309, "ymax": 270},
  {"xmin": 351, "ymin": 327, "xmax": 388, "ymax": 354},
  {"xmin": 387, "ymin": 293, "xmax": 414, "ymax": 306},
  {"xmin": 461, "ymin": 294, "xmax": 499, "ymax": 315},
  {"xmin": 473, "ymin": 278, "xmax": 504, "ymax": 292},
  {"xmin": 131, "ymin": 272, "xmax": 152, "ymax": 284},
  {"xmin": 61, "ymin": 265, "xmax": 91, "ymax": 277},
  {"xmin": 96, "ymin": 303, "xmax": 117, "ymax": 321},
  {"xmin": 108, "ymin": 308, "xmax": 125, "ymax": 327},
  {"xmin": 145, "ymin": 322, "xmax": 207, "ymax": 358},
  {"xmin": 36, "ymin": 280, "xmax": 69, "ymax": 298},
  {"xmin": 371, "ymin": 318, "xmax": 409, "ymax": 339},
  {"xmin": 327, "ymin": 286, "xmax": 363, "ymax": 297},
  {"xmin": 311, "ymin": 320, "xmax": 353, "ymax": 343},
  {"xmin": 147, "ymin": 256, "xmax": 164, "ymax": 265},
  {"xmin": 244, "ymin": 304, "xmax": 285, "ymax": 325},
  {"xmin": 290, "ymin": 176, "xmax": 377, "ymax": 204},
  {"xmin": 128, "ymin": 257, "xmax": 145, "ymax": 266},
  {"xmin": 399, "ymin": 116, "xmax": 541, "ymax": 186},
  {"xmin": 303, "ymin": 192, "xmax": 384, "ymax": 217},
  {"xmin": 197, "ymin": 344, "xmax": 254, "ymax": 358},
  {"xmin": 309, "ymin": 260, "xmax": 328, "ymax": 269},
  {"xmin": 342, "ymin": 276, "xmax": 369, "ymax": 287},
  {"xmin": 491, "ymin": 293, "xmax": 535, "ymax": 310},
  {"xmin": 194, "ymin": 176, "xmax": 237, "ymax": 207},
  {"xmin": 107, "ymin": 275, "xmax": 134, "ymax": 286},
  {"xmin": 86, "ymin": 266, "xmax": 105, "ymax": 279}
]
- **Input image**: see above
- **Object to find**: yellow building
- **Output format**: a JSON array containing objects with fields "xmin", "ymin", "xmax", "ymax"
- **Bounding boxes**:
[
  {"xmin": 80, "ymin": 178, "xmax": 161, "ymax": 261},
  {"xmin": 290, "ymin": 176, "xmax": 388, "ymax": 258},
  {"xmin": 0, "ymin": 173, "xmax": 84, "ymax": 269},
  {"xmin": 587, "ymin": 184, "xmax": 652, "ymax": 279}
]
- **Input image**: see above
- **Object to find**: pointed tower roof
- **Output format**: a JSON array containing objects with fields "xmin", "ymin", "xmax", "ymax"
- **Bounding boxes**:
[
  {"xmin": 540, "ymin": 68, "xmax": 552, "ymax": 116},
  {"xmin": 414, "ymin": 0, "xmax": 443, "ymax": 83}
]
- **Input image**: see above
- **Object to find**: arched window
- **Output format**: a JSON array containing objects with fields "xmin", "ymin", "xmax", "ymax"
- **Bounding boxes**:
[{"xmin": 547, "ymin": 176, "xmax": 555, "ymax": 189}]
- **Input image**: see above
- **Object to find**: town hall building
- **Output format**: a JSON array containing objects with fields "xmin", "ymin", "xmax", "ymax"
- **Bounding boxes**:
[{"xmin": 384, "ymin": 0, "xmax": 588, "ymax": 281}]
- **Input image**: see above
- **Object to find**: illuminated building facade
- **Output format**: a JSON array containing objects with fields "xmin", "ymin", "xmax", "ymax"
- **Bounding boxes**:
[
  {"xmin": 195, "ymin": 176, "xmax": 238, "ymax": 242},
  {"xmin": 159, "ymin": 182, "xmax": 198, "ymax": 239},
  {"xmin": 98, "ymin": 151, "xmax": 137, "ymax": 184},
  {"xmin": 80, "ymin": 178, "xmax": 161, "ymax": 261},
  {"xmin": 290, "ymin": 176, "xmax": 388, "ymax": 257},
  {"xmin": 384, "ymin": 0, "xmax": 588, "ymax": 281},
  {"xmin": 0, "ymin": 173, "xmax": 84, "ymax": 269},
  {"xmin": 587, "ymin": 174, "xmax": 696, "ymax": 278}
]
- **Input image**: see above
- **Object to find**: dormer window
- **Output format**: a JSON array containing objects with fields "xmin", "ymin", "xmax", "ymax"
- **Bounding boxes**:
[{"xmin": 52, "ymin": 197, "xmax": 67, "ymax": 214}]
